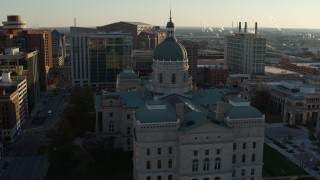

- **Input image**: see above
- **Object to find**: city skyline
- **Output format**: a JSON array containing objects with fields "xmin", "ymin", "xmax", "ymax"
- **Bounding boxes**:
[{"xmin": 1, "ymin": 0, "xmax": 320, "ymax": 29}]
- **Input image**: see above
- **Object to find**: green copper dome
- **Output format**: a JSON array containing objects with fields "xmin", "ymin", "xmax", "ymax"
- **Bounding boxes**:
[{"xmin": 153, "ymin": 38, "xmax": 187, "ymax": 61}]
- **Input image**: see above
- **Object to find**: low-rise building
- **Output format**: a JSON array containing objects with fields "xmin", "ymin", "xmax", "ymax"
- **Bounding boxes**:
[{"xmin": 268, "ymin": 81, "xmax": 320, "ymax": 125}]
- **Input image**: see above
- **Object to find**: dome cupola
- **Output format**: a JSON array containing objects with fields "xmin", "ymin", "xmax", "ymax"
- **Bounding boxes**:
[
  {"xmin": 153, "ymin": 10, "xmax": 187, "ymax": 61},
  {"xmin": 151, "ymin": 11, "xmax": 192, "ymax": 98}
]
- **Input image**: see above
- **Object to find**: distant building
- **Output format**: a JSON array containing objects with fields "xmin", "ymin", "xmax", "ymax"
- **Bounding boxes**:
[
  {"xmin": 197, "ymin": 65, "xmax": 229, "ymax": 88},
  {"xmin": 182, "ymin": 40, "xmax": 198, "ymax": 84},
  {"xmin": 0, "ymin": 48, "xmax": 40, "ymax": 111},
  {"xmin": 0, "ymin": 72, "xmax": 27, "ymax": 142},
  {"xmin": 225, "ymin": 22, "xmax": 266, "ymax": 75},
  {"xmin": 131, "ymin": 50, "xmax": 154, "ymax": 76},
  {"xmin": 95, "ymin": 15, "xmax": 264, "ymax": 180},
  {"xmin": 52, "ymin": 29, "xmax": 66, "ymax": 68},
  {"xmin": 268, "ymin": 81, "xmax": 320, "ymax": 126},
  {"xmin": 97, "ymin": 21, "xmax": 165, "ymax": 50},
  {"xmin": 70, "ymin": 27, "xmax": 132, "ymax": 90},
  {"xmin": 280, "ymin": 57, "xmax": 317, "ymax": 75},
  {"xmin": 0, "ymin": 15, "xmax": 52, "ymax": 91}
]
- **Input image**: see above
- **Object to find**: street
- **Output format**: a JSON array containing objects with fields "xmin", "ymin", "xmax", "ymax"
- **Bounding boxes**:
[{"xmin": 1, "ymin": 89, "xmax": 69, "ymax": 180}]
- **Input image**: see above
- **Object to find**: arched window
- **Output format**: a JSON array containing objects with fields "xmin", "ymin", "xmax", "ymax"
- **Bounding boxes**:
[
  {"xmin": 192, "ymin": 159, "xmax": 198, "ymax": 171},
  {"xmin": 203, "ymin": 158, "xmax": 210, "ymax": 171},
  {"xmin": 168, "ymin": 159, "xmax": 172, "ymax": 169},
  {"xmin": 172, "ymin": 74, "xmax": 176, "ymax": 84},
  {"xmin": 157, "ymin": 160, "xmax": 162, "ymax": 169},
  {"xmin": 109, "ymin": 121, "xmax": 114, "ymax": 132},
  {"xmin": 159, "ymin": 73, "xmax": 163, "ymax": 83},
  {"xmin": 146, "ymin": 161, "xmax": 151, "ymax": 170},
  {"xmin": 214, "ymin": 158, "xmax": 221, "ymax": 170}
]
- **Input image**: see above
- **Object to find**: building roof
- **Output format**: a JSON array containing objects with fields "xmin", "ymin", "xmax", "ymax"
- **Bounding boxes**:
[
  {"xmin": 191, "ymin": 88, "xmax": 233, "ymax": 106},
  {"xmin": 180, "ymin": 111, "xmax": 207, "ymax": 132},
  {"xmin": 117, "ymin": 68, "xmax": 140, "ymax": 80},
  {"xmin": 135, "ymin": 107, "xmax": 177, "ymax": 124},
  {"xmin": 225, "ymin": 106, "xmax": 262, "ymax": 119},
  {"xmin": 153, "ymin": 37, "xmax": 187, "ymax": 61},
  {"xmin": 288, "ymin": 95, "xmax": 304, "ymax": 100},
  {"xmin": 152, "ymin": 16, "xmax": 187, "ymax": 61},
  {"xmin": 120, "ymin": 21, "xmax": 152, "ymax": 26}
]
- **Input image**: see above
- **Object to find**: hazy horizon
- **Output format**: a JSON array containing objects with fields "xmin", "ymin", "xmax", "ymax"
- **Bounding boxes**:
[{"xmin": 1, "ymin": 0, "xmax": 320, "ymax": 29}]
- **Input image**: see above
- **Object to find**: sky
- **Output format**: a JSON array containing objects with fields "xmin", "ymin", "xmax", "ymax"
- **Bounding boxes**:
[{"xmin": 1, "ymin": 0, "xmax": 320, "ymax": 29}]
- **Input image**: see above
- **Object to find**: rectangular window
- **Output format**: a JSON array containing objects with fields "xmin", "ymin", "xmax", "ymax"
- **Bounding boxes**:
[
  {"xmin": 241, "ymin": 169, "xmax": 245, "ymax": 176},
  {"xmin": 232, "ymin": 170, "xmax": 236, "ymax": 177},
  {"xmin": 168, "ymin": 147, "xmax": 172, "ymax": 154},
  {"xmin": 109, "ymin": 112, "xmax": 113, "ymax": 117},
  {"xmin": 251, "ymin": 168, "xmax": 255, "ymax": 175},
  {"xmin": 157, "ymin": 176, "xmax": 161, "ymax": 180},
  {"xmin": 194, "ymin": 150, "xmax": 198, "ymax": 156},
  {"xmin": 253, "ymin": 142, "xmax": 256, "ymax": 149},
  {"xmin": 252, "ymin": 154, "xmax": 256, "ymax": 162},
  {"xmin": 233, "ymin": 143, "xmax": 236, "ymax": 150},
  {"xmin": 168, "ymin": 175, "xmax": 172, "ymax": 180},
  {"xmin": 243, "ymin": 143, "xmax": 246, "ymax": 149},
  {"xmin": 242, "ymin": 154, "xmax": 246, "ymax": 163},
  {"xmin": 232, "ymin": 155, "xmax": 236, "ymax": 164},
  {"xmin": 205, "ymin": 149, "xmax": 209, "ymax": 155},
  {"xmin": 158, "ymin": 148, "xmax": 161, "ymax": 155},
  {"xmin": 127, "ymin": 114, "xmax": 130, "ymax": 119},
  {"xmin": 216, "ymin": 149, "xmax": 220, "ymax": 154},
  {"xmin": 147, "ymin": 148, "xmax": 150, "ymax": 155},
  {"xmin": 147, "ymin": 176, "xmax": 151, "ymax": 180}
]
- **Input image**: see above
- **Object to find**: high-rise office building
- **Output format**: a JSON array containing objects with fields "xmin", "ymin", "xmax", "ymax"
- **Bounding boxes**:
[
  {"xmin": 0, "ymin": 15, "xmax": 52, "ymax": 91},
  {"xmin": 225, "ymin": 22, "xmax": 266, "ymax": 75},
  {"xmin": 181, "ymin": 40, "xmax": 198, "ymax": 83},
  {"xmin": 97, "ymin": 21, "xmax": 165, "ymax": 50},
  {"xmin": 0, "ymin": 48, "xmax": 40, "ymax": 111},
  {"xmin": 71, "ymin": 27, "xmax": 132, "ymax": 89},
  {"xmin": 0, "ymin": 72, "xmax": 27, "ymax": 142},
  {"xmin": 52, "ymin": 29, "xmax": 66, "ymax": 68}
]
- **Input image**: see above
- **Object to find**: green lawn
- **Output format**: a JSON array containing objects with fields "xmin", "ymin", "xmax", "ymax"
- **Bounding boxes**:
[{"xmin": 264, "ymin": 144, "xmax": 307, "ymax": 177}]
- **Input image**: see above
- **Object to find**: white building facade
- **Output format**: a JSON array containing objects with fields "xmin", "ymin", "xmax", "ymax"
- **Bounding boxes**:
[
  {"xmin": 225, "ymin": 23, "xmax": 266, "ymax": 75},
  {"xmin": 94, "ymin": 17, "xmax": 265, "ymax": 180}
]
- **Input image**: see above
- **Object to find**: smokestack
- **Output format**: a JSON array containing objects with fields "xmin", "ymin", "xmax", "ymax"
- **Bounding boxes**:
[
  {"xmin": 255, "ymin": 22, "xmax": 258, "ymax": 35},
  {"xmin": 74, "ymin": 18, "xmax": 76, "ymax": 27},
  {"xmin": 238, "ymin": 22, "xmax": 241, "ymax": 33},
  {"xmin": 244, "ymin": 22, "xmax": 247, "ymax": 33},
  {"xmin": 232, "ymin": 21, "xmax": 233, "ymax": 30}
]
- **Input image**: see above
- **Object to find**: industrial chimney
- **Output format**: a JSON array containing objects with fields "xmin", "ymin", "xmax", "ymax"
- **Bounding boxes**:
[
  {"xmin": 255, "ymin": 22, "xmax": 258, "ymax": 35},
  {"xmin": 244, "ymin": 22, "xmax": 247, "ymax": 33},
  {"xmin": 238, "ymin": 22, "xmax": 241, "ymax": 33}
]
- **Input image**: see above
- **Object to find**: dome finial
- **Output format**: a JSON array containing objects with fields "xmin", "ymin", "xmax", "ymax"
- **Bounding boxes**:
[{"xmin": 169, "ymin": 4, "xmax": 172, "ymax": 22}]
